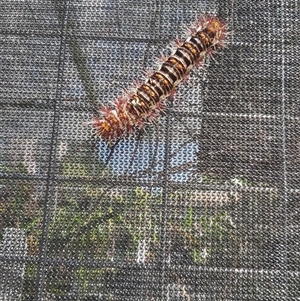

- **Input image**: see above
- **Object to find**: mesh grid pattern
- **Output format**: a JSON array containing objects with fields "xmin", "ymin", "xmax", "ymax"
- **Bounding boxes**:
[{"xmin": 1, "ymin": 0, "xmax": 300, "ymax": 300}]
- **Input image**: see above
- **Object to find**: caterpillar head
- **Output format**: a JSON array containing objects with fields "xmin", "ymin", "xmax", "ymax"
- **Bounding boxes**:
[{"xmin": 193, "ymin": 16, "xmax": 228, "ymax": 49}]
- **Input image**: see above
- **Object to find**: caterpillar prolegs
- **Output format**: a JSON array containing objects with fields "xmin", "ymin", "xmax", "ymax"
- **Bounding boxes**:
[{"xmin": 92, "ymin": 16, "xmax": 228, "ymax": 142}]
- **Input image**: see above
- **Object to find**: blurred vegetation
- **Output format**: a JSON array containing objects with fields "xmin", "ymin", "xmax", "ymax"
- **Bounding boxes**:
[
  {"xmin": 1, "ymin": 147, "xmax": 239, "ymax": 298},
  {"xmin": 2, "ymin": 138, "xmax": 284, "ymax": 300}
]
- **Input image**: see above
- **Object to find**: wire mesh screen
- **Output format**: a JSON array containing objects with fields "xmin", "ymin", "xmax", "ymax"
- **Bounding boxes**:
[{"xmin": 1, "ymin": 0, "xmax": 299, "ymax": 300}]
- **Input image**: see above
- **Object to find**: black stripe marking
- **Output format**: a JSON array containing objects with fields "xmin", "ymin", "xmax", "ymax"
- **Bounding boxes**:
[
  {"xmin": 136, "ymin": 89, "xmax": 154, "ymax": 107},
  {"xmin": 139, "ymin": 87, "xmax": 158, "ymax": 107},
  {"xmin": 151, "ymin": 73, "xmax": 169, "ymax": 95},
  {"xmin": 168, "ymin": 55, "xmax": 188, "ymax": 75},
  {"xmin": 163, "ymin": 60, "xmax": 182, "ymax": 80},
  {"xmin": 147, "ymin": 77, "xmax": 165, "ymax": 98},
  {"xmin": 197, "ymin": 31, "xmax": 212, "ymax": 47},
  {"xmin": 189, "ymin": 36, "xmax": 205, "ymax": 55},
  {"xmin": 160, "ymin": 64, "xmax": 178, "ymax": 83},
  {"xmin": 153, "ymin": 72, "xmax": 173, "ymax": 92},
  {"xmin": 174, "ymin": 47, "xmax": 194, "ymax": 67}
]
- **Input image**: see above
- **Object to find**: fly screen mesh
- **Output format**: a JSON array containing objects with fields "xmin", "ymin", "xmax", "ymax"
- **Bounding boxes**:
[{"xmin": 1, "ymin": 0, "xmax": 299, "ymax": 300}]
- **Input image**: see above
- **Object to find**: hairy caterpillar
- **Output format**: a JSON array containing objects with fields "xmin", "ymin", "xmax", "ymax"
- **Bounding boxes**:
[{"xmin": 92, "ymin": 16, "xmax": 228, "ymax": 142}]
